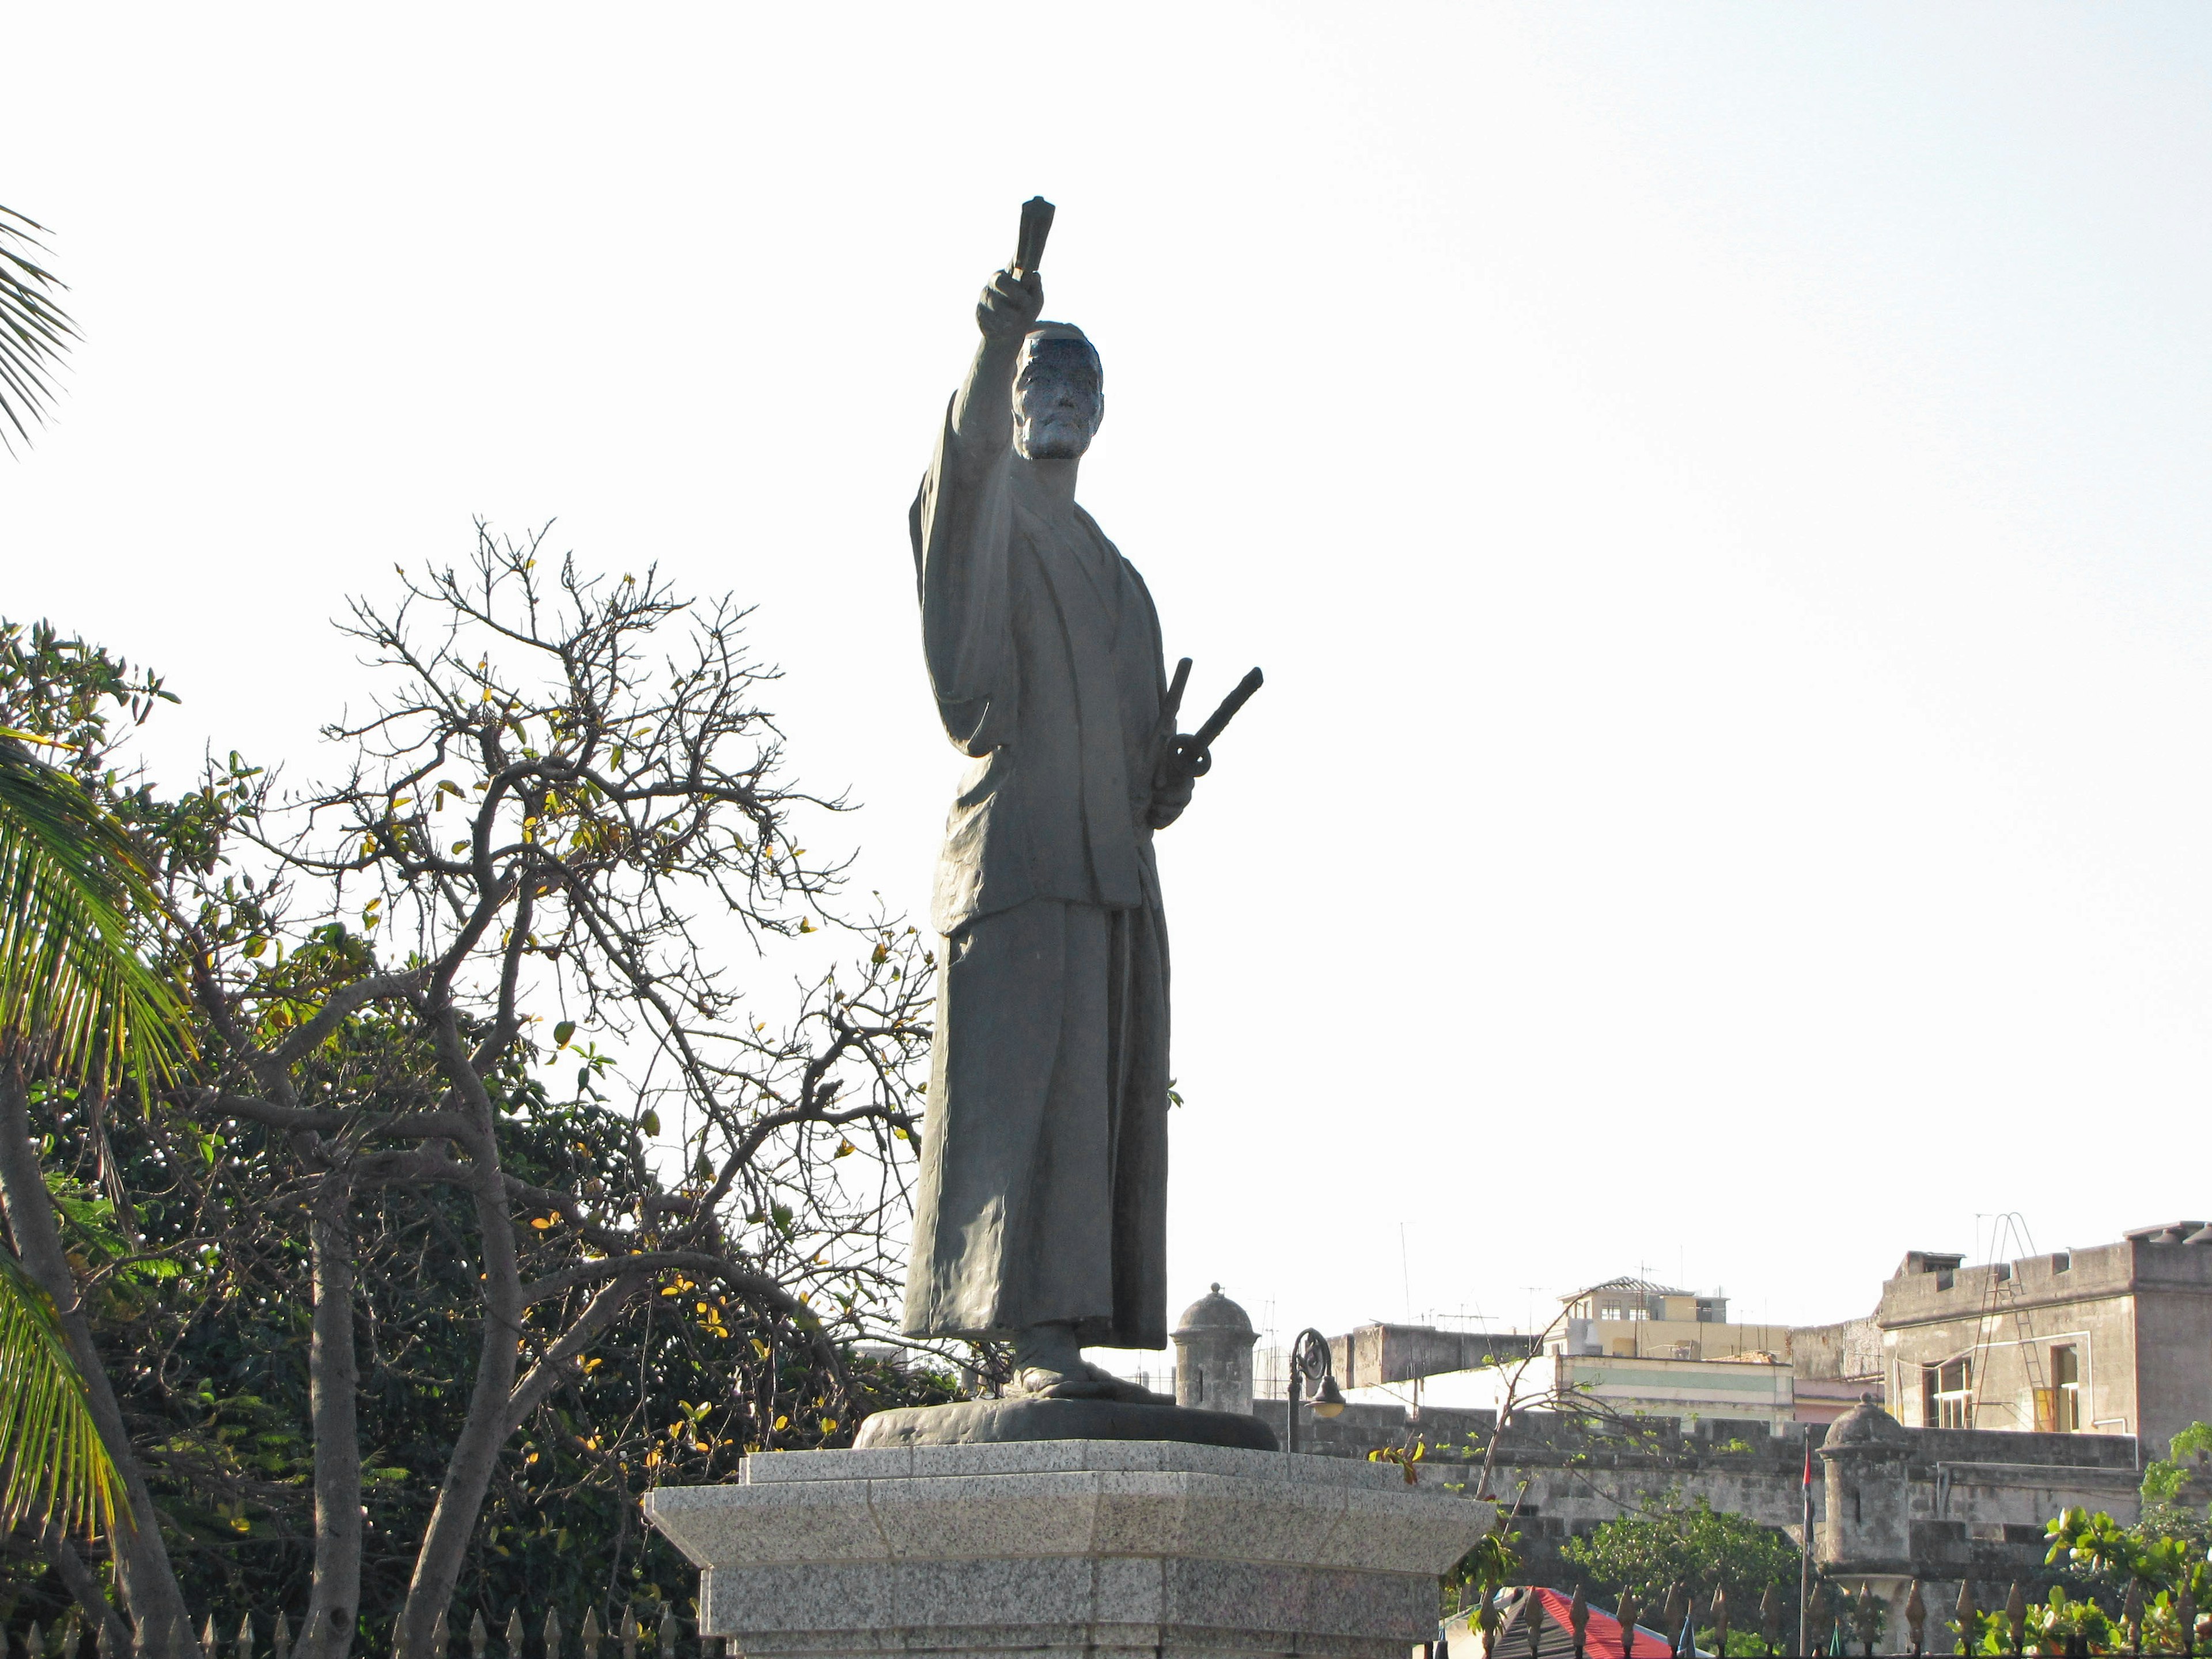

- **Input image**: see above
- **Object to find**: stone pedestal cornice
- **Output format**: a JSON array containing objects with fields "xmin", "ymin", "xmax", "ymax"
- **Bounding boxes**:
[{"xmin": 644, "ymin": 1438, "xmax": 1491, "ymax": 1659}]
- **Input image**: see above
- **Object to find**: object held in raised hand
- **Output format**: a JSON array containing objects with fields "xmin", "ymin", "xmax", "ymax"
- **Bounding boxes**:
[
  {"xmin": 1167, "ymin": 666, "xmax": 1264, "ymax": 779},
  {"xmin": 1013, "ymin": 196, "xmax": 1055, "ymax": 278}
]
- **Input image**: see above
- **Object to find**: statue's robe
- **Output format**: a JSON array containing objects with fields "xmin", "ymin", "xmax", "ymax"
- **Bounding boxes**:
[{"xmin": 901, "ymin": 394, "xmax": 1173, "ymax": 1350}]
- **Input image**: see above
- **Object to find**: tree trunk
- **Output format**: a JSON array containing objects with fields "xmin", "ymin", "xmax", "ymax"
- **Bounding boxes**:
[
  {"xmin": 0, "ymin": 1062, "xmax": 190, "ymax": 1655},
  {"xmin": 296, "ymin": 1188, "xmax": 361, "ymax": 1659},
  {"xmin": 40, "ymin": 1520, "xmax": 134, "ymax": 1655},
  {"xmin": 391, "ymin": 1147, "xmax": 524, "ymax": 1659}
]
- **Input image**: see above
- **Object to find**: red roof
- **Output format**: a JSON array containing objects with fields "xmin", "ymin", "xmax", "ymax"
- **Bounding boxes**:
[{"xmin": 1509, "ymin": 1586, "xmax": 1673, "ymax": 1659}]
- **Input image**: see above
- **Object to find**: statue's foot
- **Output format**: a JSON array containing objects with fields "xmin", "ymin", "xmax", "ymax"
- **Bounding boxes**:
[{"xmin": 1009, "ymin": 1362, "xmax": 1172, "ymax": 1405}]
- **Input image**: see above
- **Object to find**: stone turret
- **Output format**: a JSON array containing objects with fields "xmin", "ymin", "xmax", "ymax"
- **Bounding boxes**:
[
  {"xmin": 1173, "ymin": 1285, "xmax": 1257, "ymax": 1415},
  {"xmin": 1819, "ymin": 1393, "xmax": 1914, "ymax": 1574}
]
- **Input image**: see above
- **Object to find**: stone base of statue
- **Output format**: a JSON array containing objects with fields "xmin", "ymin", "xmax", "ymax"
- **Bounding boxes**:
[{"xmin": 643, "ymin": 1438, "xmax": 1488, "ymax": 1659}]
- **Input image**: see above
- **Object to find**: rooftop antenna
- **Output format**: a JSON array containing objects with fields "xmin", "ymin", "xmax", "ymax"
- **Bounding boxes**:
[{"xmin": 1399, "ymin": 1224, "xmax": 1412, "ymax": 1323}]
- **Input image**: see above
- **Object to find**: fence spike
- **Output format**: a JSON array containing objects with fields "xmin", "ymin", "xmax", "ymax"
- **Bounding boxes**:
[
  {"xmin": 618, "ymin": 1611, "xmax": 634, "ymax": 1659},
  {"xmin": 579, "ymin": 1612, "xmax": 601, "ymax": 1659},
  {"xmin": 503, "ymin": 1613, "xmax": 524, "ymax": 1659},
  {"xmin": 272, "ymin": 1613, "xmax": 291, "ymax": 1659},
  {"xmin": 430, "ymin": 1609, "xmax": 449, "ymax": 1659},
  {"xmin": 232, "ymin": 1615, "xmax": 250, "ymax": 1659},
  {"xmin": 654, "ymin": 1619, "xmax": 673, "ymax": 1659},
  {"xmin": 60, "ymin": 1617, "xmax": 81, "ymax": 1659},
  {"xmin": 468, "ymin": 1614, "xmax": 486, "ymax": 1659},
  {"xmin": 29, "ymin": 1620, "xmax": 46, "ymax": 1659},
  {"xmin": 199, "ymin": 1619, "xmax": 217, "ymax": 1659},
  {"xmin": 541, "ymin": 1612, "xmax": 560, "ymax": 1659}
]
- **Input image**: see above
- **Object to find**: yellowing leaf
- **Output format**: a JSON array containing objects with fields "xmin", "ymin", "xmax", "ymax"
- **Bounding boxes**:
[
  {"xmin": 773, "ymin": 1415, "xmax": 788, "ymax": 1431},
  {"xmin": 820, "ymin": 1418, "xmax": 837, "ymax": 1435}
]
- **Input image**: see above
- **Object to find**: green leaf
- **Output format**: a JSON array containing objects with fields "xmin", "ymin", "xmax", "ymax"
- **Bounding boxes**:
[
  {"xmin": 0, "ymin": 1245, "xmax": 122, "ymax": 1538},
  {"xmin": 554, "ymin": 1020, "xmax": 576, "ymax": 1048},
  {"xmin": 0, "ymin": 740, "xmax": 191, "ymax": 1087},
  {"xmin": 640, "ymin": 1109, "xmax": 661, "ymax": 1137}
]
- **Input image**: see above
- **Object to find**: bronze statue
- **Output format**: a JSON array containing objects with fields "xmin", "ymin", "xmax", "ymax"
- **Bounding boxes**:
[{"xmin": 900, "ymin": 200, "xmax": 1256, "ymax": 1401}]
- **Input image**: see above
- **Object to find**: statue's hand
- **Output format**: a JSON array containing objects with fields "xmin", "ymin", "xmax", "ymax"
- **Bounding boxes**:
[
  {"xmin": 1146, "ymin": 764, "xmax": 1195, "ymax": 831},
  {"xmin": 975, "ymin": 267, "xmax": 1044, "ymax": 340}
]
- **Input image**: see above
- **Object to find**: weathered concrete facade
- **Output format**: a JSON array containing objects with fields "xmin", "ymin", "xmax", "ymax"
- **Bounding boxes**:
[
  {"xmin": 1878, "ymin": 1225, "xmax": 2212, "ymax": 1450},
  {"xmin": 1347, "ymin": 1352, "xmax": 1799, "ymax": 1426},
  {"xmin": 1252, "ymin": 1395, "xmax": 2142, "ymax": 1601},
  {"xmin": 1327, "ymin": 1323, "xmax": 1540, "ymax": 1389}
]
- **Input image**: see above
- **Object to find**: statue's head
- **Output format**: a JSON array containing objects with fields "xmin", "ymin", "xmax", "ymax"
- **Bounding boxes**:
[{"xmin": 1013, "ymin": 324, "xmax": 1103, "ymax": 461}]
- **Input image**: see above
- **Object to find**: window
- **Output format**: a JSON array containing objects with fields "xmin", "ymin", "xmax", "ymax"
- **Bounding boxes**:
[
  {"xmin": 1993, "ymin": 1263, "xmax": 2012, "ymax": 1283},
  {"xmin": 1924, "ymin": 1358, "xmax": 1972, "ymax": 1428},
  {"xmin": 1935, "ymin": 1269, "xmax": 1955, "ymax": 1291},
  {"xmin": 2052, "ymin": 1346, "xmax": 2081, "ymax": 1431},
  {"xmin": 2053, "ymin": 1252, "xmax": 2071, "ymax": 1274}
]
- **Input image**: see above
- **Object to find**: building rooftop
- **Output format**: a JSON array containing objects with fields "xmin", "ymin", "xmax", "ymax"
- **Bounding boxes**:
[{"xmin": 1569, "ymin": 1275, "xmax": 1688, "ymax": 1298}]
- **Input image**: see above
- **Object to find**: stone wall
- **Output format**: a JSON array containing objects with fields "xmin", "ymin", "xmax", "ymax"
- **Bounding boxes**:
[{"xmin": 1253, "ymin": 1399, "xmax": 2141, "ymax": 1593}]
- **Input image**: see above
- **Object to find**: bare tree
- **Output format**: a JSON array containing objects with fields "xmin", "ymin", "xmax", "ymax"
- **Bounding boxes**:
[{"xmin": 4, "ymin": 533, "xmax": 937, "ymax": 1656}]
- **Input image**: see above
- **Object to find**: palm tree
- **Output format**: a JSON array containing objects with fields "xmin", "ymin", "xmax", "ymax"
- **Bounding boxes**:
[
  {"xmin": 0, "ymin": 204, "xmax": 78, "ymax": 451},
  {"xmin": 0, "ymin": 735, "xmax": 188, "ymax": 1541}
]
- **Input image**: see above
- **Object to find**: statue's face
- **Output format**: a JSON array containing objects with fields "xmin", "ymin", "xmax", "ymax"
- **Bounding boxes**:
[{"xmin": 1014, "ymin": 339, "xmax": 1103, "ymax": 461}]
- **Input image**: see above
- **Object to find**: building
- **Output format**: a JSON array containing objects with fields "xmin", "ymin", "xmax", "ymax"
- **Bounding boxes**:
[
  {"xmin": 1558, "ymin": 1277, "xmax": 1794, "ymax": 1365},
  {"xmin": 1320, "ymin": 1281, "xmax": 1883, "ymax": 1426},
  {"xmin": 1179, "ymin": 1285, "xmax": 2145, "ymax": 1613},
  {"xmin": 1877, "ymin": 1222, "xmax": 2212, "ymax": 1452},
  {"xmin": 1347, "ymin": 1348, "xmax": 1798, "ymax": 1427}
]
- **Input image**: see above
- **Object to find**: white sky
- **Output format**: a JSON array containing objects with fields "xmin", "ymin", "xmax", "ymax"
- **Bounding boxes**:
[{"xmin": 8, "ymin": 5, "xmax": 2212, "ymax": 1365}]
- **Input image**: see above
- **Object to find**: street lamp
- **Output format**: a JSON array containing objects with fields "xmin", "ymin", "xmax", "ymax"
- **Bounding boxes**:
[{"xmin": 1285, "ymin": 1327, "xmax": 1346, "ymax": 1454}]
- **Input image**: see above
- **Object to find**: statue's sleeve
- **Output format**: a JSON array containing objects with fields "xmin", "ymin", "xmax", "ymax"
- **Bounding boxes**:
[{"xmin": 911, "ymin": 392, "xmax": 1018, "ymax": 757}]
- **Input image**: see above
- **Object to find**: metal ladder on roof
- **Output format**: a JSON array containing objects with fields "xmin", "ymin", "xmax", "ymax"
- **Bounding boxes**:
[{"xmin": 1971, "ymin": 1212, "xmax": 2048, "ymax": 1430}]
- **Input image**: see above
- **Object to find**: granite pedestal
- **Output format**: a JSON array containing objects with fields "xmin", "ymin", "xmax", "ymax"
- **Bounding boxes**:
[{"xmin": 643, "ymin": 1438, "xmax": 1490, "ymax": 1659}]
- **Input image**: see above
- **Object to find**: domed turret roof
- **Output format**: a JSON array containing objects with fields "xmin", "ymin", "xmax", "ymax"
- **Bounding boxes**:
[
  {"xmin": 1821, "ymin": 1393, "xmax": 1910, "ymax": 1452},
  {"xmin": 1173, "ymin": 1283, "xmax": 1255, "ymax": 1337}
]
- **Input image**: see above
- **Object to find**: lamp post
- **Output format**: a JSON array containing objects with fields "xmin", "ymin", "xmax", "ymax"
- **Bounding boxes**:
[{"xmin": 1284, "ymin": 1327, "xmax": 1346, "ymax": 1454}]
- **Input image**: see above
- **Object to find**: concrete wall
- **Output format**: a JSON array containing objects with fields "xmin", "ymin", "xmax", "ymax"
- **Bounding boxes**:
[
  {"xmin": 1789, "ymin": 1317, "xmax": 1883, "ymax": 1381},
  {"xmin": 1328, "ymin": 1323, "xmax": 1539, "ymax": 1389},
  {"xmin": 1565, "ymin": 1317, "xmax": 1795, "ymax": 1362},
  {"xmin": 1255, "ymin": 1397, "xmax": 2141, "ymax": 1594},
  {"xmin": 1878, "ymin": 1236, "xmax": 2212, "ymax": 1446}
]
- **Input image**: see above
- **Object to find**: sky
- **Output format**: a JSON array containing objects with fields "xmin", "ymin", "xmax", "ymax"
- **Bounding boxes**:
[{"xmin": 7, "ymin": 4, "xmax": 2212, "ymax": 1368}]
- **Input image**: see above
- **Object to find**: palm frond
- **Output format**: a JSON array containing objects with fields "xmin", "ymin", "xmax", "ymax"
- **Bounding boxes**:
[
  {"xmin": 0, "ymin": 207, "xmax": 78, "ymax": 452},
  {"xmin": 0, "ymin": 741, "xmax": 189, "ymax": 1088},
  {"xmin": 0, "ymin": 1245, "xmax": 120, "ymax": 1536}
]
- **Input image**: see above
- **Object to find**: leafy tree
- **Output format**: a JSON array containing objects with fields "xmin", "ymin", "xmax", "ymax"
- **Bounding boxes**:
[
  {"xmin": 1561, "ymin": 1495, "xmax": 1800, "ymax": 1630},
  {"xmin": 0, "ymin": 533, "xmax": 946, "ymax": 1658},
  {"xmin": 2045, "ymin": 1503, "xmax": 2209, "ymax": 1599},
  {"xmin": 0, "ymin": 629, "xmax": 195, "ymax": 1646},
  {"xmin": 2141, "ymin": 1422, "xmax": 2212, "ymax": 1509}
]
